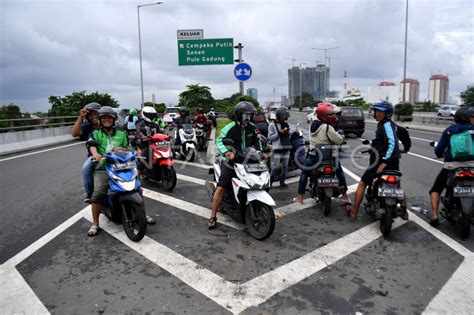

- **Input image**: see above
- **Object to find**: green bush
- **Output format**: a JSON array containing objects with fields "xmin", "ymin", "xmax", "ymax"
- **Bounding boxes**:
[{"xmin": 395, "ymin": 103, "xmax": 414, "ymax": 116}]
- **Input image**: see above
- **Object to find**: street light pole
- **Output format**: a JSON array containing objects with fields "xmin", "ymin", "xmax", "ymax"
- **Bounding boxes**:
[
  {"xmin": 138, "ymin": 2, "xmax": 163, "ymax": 109},
  {"xmin": 402, "ymin": 0, "xmax": 409, "ymax": 103}
]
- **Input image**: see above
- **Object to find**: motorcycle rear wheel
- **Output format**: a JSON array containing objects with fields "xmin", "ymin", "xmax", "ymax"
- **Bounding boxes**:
[
  {"xmin": 162, "ymin": 166, "xmax": 177, "ymax": 191},
  {"xmin": 320, "ymin": 191, "xmax": 332, "ymax": 216},
  {"xmin": 245, "ymin": 201, "xmax": 275, "ymax": 240},
  {"xmin": 121, "ymin": 201, "xmax": 147, "ymax": 242},
  {"xmin": 380, "ymin": 205, "xmax": 394, "ymax": 237}
]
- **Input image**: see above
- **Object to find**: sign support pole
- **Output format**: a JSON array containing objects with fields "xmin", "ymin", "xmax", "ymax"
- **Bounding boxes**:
[{"xmin": 234, "ymin": 43, "xmax": 244, "ymax": 95}]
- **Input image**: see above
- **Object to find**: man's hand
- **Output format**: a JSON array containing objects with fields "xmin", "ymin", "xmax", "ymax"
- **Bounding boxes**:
[
  {"xmin": 92, "ymin": 152, "xmax": 102, "ymax": 162},
  {"xmin": 376, "ymin": 162, "xmax": 387, "ymax": 174},
  {"xmin": 79, "ymin": 108, "xmax": 88, "ymax": 118},
  {"xmin": 262, "ymin": 153, "xmax": 269, "ymax": 160},
  {"xmin": 225, "ymin": 151, "xmax": 234, "ymax": 160},
  {"xmin": 280, "ymin": 127, "xmax": 289, "ymax": 134},
  {"xmin": 400, "ymin": 149, "xmax": 408, "ymax": 154}
]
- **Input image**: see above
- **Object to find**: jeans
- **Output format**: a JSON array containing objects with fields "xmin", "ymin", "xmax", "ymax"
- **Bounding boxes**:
[
  {"xmin": 270, "ymin": 151, "xmax": 290, "ymax": 184},
  {"xmin": 82, "ymin": 157, "xmax": 95, "ymax": 198},
  {"xmin": 297, "ymin": 154, "xmax": 348, "ymax": 195}
]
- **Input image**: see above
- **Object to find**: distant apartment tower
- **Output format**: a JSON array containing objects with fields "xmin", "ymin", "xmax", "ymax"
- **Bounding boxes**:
[
  {"xmin": 400, "ymin": 78, "xmax": 419, "ymax": 103},
  {"xmin": 428, "ymin": 74, "xmax": 449, "ymax": 104},
  {"xmin": 246, "ymin": 88, "xmax": 258, "ymax": 101},
  {"xmin": 288, "ymin": 65, "xmax": 328, "ymax": 103},
  {"xmin": 367, "ymin": 81, "xmax": 400, "ymax": 105}
]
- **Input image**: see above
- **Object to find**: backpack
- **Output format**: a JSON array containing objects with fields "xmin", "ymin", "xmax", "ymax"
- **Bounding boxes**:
[
  {"xmin": 395, "ymin": 124, "xmax": 411, "ymax": 152},
  {"xmin": 450, "ymin": 130, "xmax": 474, "ymax": 160}
]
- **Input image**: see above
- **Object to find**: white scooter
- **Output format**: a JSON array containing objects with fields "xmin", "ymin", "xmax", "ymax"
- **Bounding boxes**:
[
  {"xmin": 174, "ymin": 123, "xmax": 197, "ymax": 162},
  {"xmin": 205, "ymin": 142, "xmax": 276, "ymax": 240}
]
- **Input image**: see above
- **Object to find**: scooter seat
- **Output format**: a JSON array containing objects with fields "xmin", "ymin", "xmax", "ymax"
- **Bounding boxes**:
[{"xmin": 380, "ymin": 170, "xmax": 402, "ymax": 177}]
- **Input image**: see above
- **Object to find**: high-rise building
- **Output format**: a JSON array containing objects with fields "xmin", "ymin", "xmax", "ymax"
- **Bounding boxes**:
[
  {"xmin": 246, "ymin": 88, "xmax": 258, "ymax": 101},
  {"xmin": 400, "ymin": 78, "xmax": 419, "ymax": 103},
  {"xmin": 288, "ymin": 65, "xmax": 329, "ymax": 104},
  {"xmin": 428, "ymin": 74, "xmax": 449, "ymax": 104},
  {"xmin": 367, "ymin": 81, "xmax": 400, "ymax": 104}
]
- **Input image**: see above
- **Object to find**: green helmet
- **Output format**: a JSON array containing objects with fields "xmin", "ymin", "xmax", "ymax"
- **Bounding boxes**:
[{"xmin": 129, "ymin": 108, "xmax": 138, "ymax": 116}]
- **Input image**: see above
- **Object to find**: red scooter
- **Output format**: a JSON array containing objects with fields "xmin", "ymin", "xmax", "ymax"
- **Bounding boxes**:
[{"xmin": 137, "ymin": 133, "xmax": 177, "ymax": 191}]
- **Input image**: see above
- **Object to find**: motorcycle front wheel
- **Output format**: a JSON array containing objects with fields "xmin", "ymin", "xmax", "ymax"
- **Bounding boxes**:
[
  {"xmin": 459, "ymin": 212, "xmax": 471, "ymax": 240},
  {"xmin": 380, "ymin": 204, "xmax": 394, "ymax": 237},
  {"xmin": 245, "ymin": 201, "xmax": 275, "ymax": 240},
  {"xmin": 121, "ymin": 201, "xmax": 147, "ymax": 242},
  {"xmin": 161, "ymin": 166, "xmax": 177, "ymax": 191}
]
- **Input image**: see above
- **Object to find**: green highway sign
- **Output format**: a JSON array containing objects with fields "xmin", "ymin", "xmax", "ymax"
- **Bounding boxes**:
[{"xmin": 178, "ymin": 38, "xmax": 233, "ymax": 66}]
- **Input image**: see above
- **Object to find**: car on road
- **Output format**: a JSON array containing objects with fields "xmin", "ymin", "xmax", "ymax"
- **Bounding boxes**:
[
  {"xmin": 338, "ymin": 106, "xmax": 365, "ymax": 137},
  {"xmin": 302, "ymin": 106, "xmax": 313, "ymax": 113},
  {"xmin": 306, "ymin": 108, "xmax": 316, "ymax": 123},
  {"xmin": 437, "ymin": 104, "xmax": 459, "ymax": 118},
  {"xmin": 267, "ymin": 107, "xmax": 278, "ymax": 121},
  {"xmin": 163, "ymin": 107, "xmax": 181, "ymax": 124}
]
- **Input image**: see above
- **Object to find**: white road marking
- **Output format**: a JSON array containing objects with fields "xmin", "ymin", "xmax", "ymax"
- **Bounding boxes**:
[
  {"xmin": 0, "ymin": 141, "xmax": 84, "ymax": 162},
  {"xmin": 410, "ymin": 136, "xmax": 434, "ymax": 142},
  {"xmin": 0, "ymin": 267, "xmax": 49, "ymax": 314},
  {"xmin": 173, "ymin": 159, "xmax": 210, "ymax": 169},
  {"xmin": 177, "ymin": 173, "xmax": 206, "ymax": 186},
  {"xmin": 407, "ymin": 152, "xmax": 443, "ymax": 164},
  {"xmin": 142, "ymin": 188, "xmax": 244, "ymax": 230},
  {"xmin": 423, "ymin": 256, "xmax": 474, "ymax": 314}
]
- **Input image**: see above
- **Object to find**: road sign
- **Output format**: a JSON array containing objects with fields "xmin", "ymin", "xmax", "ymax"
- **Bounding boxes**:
[
  {"xmin": 177, "ymin": 29, "xmax": 203, "ymax": 39},
  {"xmin": 234, "ymin": 63, "xmax": 252, "ymax": 81},
  {"xmin": 178, "ymin": 38, "xmax": 233, "ymax": 66}
]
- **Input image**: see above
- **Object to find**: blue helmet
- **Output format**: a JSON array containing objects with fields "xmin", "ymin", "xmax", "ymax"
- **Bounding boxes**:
[{"xmin": 370, "ymin": 101, "xmax": 394, "ymax": 119}]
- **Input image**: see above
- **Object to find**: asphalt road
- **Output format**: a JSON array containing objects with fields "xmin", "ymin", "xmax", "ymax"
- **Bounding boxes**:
[{"xmin": 0, "ymin": 117, "xmax": 473, "ymax": 314}]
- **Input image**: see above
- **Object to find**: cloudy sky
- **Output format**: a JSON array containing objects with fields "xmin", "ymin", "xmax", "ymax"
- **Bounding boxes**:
[{"xmin": 1, "ymin": 0, "xmax": 472, "ymax": 113}]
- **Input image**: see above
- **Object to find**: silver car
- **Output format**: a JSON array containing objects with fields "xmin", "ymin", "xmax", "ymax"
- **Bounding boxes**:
[{"xmin": 437, "ymin": 104, "xmax": 459, "ymax": 118}]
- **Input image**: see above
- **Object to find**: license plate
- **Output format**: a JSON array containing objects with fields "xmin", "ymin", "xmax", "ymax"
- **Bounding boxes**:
[
  {"xmin": 245, "ymin": 163, "xmax": 268, "ymax": 172},
  {"xmin": 378, "ymin": 187, "xmax": 404, "ymax": 198},
  {"xmin": 453, "ymin": 187, "xmax": 474, "ymax": 197},
  {"xmin": 156, "ymin": 141, "xmax": 170, "ymax": 147},
  {"xmin": 112, "ymin": 161, "xmax": 134, "ymax": 170},
  {"xmin": 317, "ymin": 177, "xmax": 339, "ymax": 187}
]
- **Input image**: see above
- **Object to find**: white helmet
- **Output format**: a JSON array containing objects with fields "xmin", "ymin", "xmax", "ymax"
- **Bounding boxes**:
[{"xmin": 140, "ymin": 106, "xmax": 157, "ymax": 123}]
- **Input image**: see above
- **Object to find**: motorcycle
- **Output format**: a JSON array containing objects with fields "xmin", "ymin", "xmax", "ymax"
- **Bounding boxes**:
[
  {"xmin": 308, "ymin": 144, "xmax": 344, "ymax": 216},
  {"xmin": 288, "ymin": 122, "xmax": 306, "ymax": 171},
  {"xmin": 205, "ymin": 143, "xmax": 276, "ymax": 240},
  {"xmin": 430, "ymin": 141, "xmax": 473, "ymax": 239},
  {"xmin": 137, "ymin": 133, "xmax": 177, "ymax": 191},
  {"xmin": 195, "ymin": 122, "xmax": 211, "ymax": 151},
  {"xmin": 360, "ymin": 140, "xmax": 405, "ymax": 236},
  {"xmin": 207, "ymin": 111, "xmax": 217, "ymax": 127},
  {"xmin": 98, "ymin": 150, "xmax": 147, "ymax": 242},
  {"xmin": 174, "ymin": 123, "xmax": 197, "ymax": 162}
]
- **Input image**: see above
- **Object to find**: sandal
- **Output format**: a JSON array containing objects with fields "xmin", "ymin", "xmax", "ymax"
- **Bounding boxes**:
[
  {"xmin": 208, "ymin": 217, "xmax": 217, "ymax": 230},
  {"xmin": 146, "ymin": 215, "xmax": 156, "ymax": 225},
  {"xmin": 87, "ymin": 224, "xmax": 100, "ymax": 237}
]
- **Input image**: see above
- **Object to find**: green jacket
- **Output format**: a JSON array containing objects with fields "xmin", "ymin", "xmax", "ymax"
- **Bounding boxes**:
[
  {"xmin": 87, "ymin": 128, "xmax": 129, "ymax": 168},
  {"xmin": 216, "ymin": 121, "xmax": 262, "ymax": 157}
]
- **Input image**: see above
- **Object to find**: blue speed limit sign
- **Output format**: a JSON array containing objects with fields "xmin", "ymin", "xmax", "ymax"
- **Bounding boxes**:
[{"xmin": 234, "ymin": 63, "xmax": 252, "ymax": 81}]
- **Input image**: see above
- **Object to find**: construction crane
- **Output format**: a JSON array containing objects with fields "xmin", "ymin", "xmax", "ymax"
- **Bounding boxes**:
[
  {"xmin": 285, "ymin": 58, "xmax": 297, "ymax": 67},
  {"xmin": 312, "ymin": 47, "xmax": 340, "ymax": 66}
]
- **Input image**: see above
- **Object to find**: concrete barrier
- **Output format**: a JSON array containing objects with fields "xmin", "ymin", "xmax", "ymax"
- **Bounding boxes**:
[{"xmin": 0, "ymin": 126, "xmax": 75, "ymax": 156}]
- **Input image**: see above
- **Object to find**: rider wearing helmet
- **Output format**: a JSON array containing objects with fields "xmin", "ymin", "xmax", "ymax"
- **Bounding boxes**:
[
  {"xmin": 208, "ymin": 101, "xmax": 264, "ymax": 230},
  {"xmin": 174, "ymin": 106, "xmax": 194, "ymax": 146},
  {"xmin": 136, "ymin": 106, "xmax": 164, "ymax": 169},
  {"xmin": 194, "ymin": 106, "xmax": 212, "ymax": 139},
  {"xmin": 429, "ymin": 106, "xmax": 474, "ymax": 227},
  {"xmin": 293, "ymin": 102, "xmax": 351, "ymax": 204},
  {"xmin": 349, "ymin": 101, "xmax": 401, "ymax": 219},
  {"xmin": 267, "ymin": 106, "xmax": 291, "ymax": 188},
  {"xmin": 124, "ymin": 108, "xmax": 140, "ymax": 146},
  {"xmin": 86, "ymin": 106, "xmax": 130, "ymax": 236},
  {"xmin": 72, "ymin": 102, "xmax": 102, "ymax": 203}
]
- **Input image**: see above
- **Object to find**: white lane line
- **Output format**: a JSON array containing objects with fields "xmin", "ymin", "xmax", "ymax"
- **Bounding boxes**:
[
  {"xmin": 407, "ymin": 152, "xmax": 443, "ymax": 164},
  {"xmin": 0, "ymin": 267, "xmax": 49, "ymax": 314},
  {"xmin": 174, "ymin": 159, "xmax": 210, "ymax": 169},
  {"xmin": 2, "ymin": 207, "xmax": 89, "ymax": 269},
  {"xmin": 177, "ymin": 173, "xmax": 206, "ymax": 186},
  {"xmin": 142, "ymin": 188, "xmax": 244, "ymax": 230},
  {"xmin": 406, "ymin": 210, "xmax": 472, "ymax": 258},
  {"xmin": 411, "ymin": 136, "xmax": 434, "ymax": 142},
  {"xmin": 272, "ymin": 176, "xmax": 299, "ymax": 187},
  {"xmin": 0, "ymin": 141, "xmax": 84, "ymax": 162},
  {"xmin": 82, "ymin": 212, "xmax": 240, "ymax": 312},
  {"xmin": 234, "ymin": 220, "xmax": 407, "ymax": 314},
  {"xmin": 423, "ymin": 256, "xmax": 474, "ymax": 314},
  {"xmin": 342, "ymin": 166, "xmax": 362, "ymax": 182}
]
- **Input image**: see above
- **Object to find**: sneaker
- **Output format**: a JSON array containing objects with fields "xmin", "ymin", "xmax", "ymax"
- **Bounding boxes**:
[
  {"xmin": 279, "ymin": 183, "xmax": 289, "ymax": 189},
  {"xmin": 84, "ymin": 198, "xmax": 91, "ymax": 204}
]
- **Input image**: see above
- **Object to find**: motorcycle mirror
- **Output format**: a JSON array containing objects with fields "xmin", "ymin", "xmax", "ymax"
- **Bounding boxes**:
[{"xmin": 361, "ymin": 139, "xmax": 370, "ymax": 145}]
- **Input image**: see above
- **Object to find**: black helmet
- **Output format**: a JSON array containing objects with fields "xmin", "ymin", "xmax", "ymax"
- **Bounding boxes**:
[
  {"xmin": 179, "ymin": 106, "xmax": 188, "ymax": 113},
  {"xmin": 84, "ymin": 102, "xmax": 101, "ymax": 112},
  {"xmin": 276, "ymin": 106, "xmax": 290, "ymax": 120},
  {"xmin": 454, "ymin": 106, "xmax": 470, "ymax": 124},
  {"xmin": 197, "ymin": 107, "xmax": 203, "ymax": 114},
  {"xmin": 235, "ymin": 101, "xmax": 257, "ymax": 126},
  {"xmin": 98, "ymin": 106, "xmax": 117, "ymax": 120}
]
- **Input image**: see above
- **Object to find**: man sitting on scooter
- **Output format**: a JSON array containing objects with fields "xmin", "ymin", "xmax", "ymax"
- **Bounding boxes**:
[
  {"xmin": 268, "ymin": 106, "xmax": 291, "ymax": 188},
  {"xmin": 194, "ymin": 107, "xmax": 212, "ymax": 140},
  {"xmin": 293, "ymin": 102, "xmax": 351, "ymax": 204},
  {"xmin": 429, "ymin": 106, "xmax": 474, "ymax": 227},
  {"xmin": 136, "ymin": 106, "xmax": 163, "ymax": 173},
  {"xmin": 208, "ymin": 101, "xmax": 264, "ymax": 230},
  {"xmin": 87, "ymin": 106, "xmax": 155, "ymax": 236},
  {"xmin": 173, "ymin": 106, "xmax": 194, "ymax": 146},
  {"xmin": 349, "ymin": 101, "xmax": 402, "ymax": 219}
]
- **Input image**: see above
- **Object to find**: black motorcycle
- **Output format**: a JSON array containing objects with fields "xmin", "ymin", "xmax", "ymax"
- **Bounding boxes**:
[{"xmin": 430, "ymin": 141, "xmax": 473, "ymax": 239}]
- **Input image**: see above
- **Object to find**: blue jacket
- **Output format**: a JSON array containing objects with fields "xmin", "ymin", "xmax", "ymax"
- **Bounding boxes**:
[
  {"xmin": 435, "ymin": 124, "xmax": 474, "ymax": 162},
  {"xmin": 371, "ymin": 119, "xmax": 400, "ymax": 163}
]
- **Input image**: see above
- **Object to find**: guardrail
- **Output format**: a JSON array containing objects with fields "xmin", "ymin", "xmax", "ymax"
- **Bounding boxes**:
[{"xmin": 0, "ymin": 116, "xmax": 77, "ymax": 132}]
